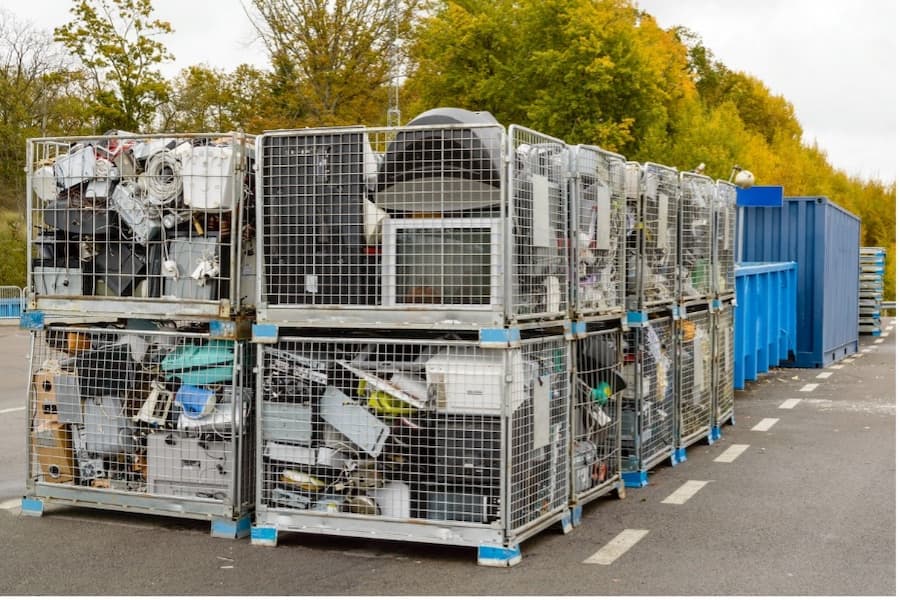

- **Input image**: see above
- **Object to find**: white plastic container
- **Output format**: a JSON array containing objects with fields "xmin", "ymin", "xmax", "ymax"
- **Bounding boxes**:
[{"xmin": 182, "ymin": 145, "xmax": 235, "ymax": 210}]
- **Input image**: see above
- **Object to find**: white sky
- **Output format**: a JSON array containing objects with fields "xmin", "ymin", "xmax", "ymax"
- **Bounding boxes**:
[{"xmin": 3, "ymin": 0, "xmax": 896, "ymax": 184}]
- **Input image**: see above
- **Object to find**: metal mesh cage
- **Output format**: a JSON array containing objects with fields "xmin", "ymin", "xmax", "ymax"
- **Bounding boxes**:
[
  {"xmin": 256, "ymin": 120, "xmax": 568, "ymax": 328},
  {"xmin": 713, "ymin": 304, "xmax": 735, "ymax": 426},
  {"xmin": 570, "ymin": 146, "xmax": 627, "ymax": 317},
  {"xmin": 676, "ymin": 309, "xmax": 713, "ymax": 447},
  {"xmin": 622, "ymin": 316, "xmax": 675, "ymax": 473},
  {"xmin": 714, "ymin": 181, "xmax": 737, "ymax": 297},
  {"xmin": 26, "ymin": 325, "xmax": 254, "ymax": 519},
  {"xmin": 571, "ymin": 326, "xmax": 623, "ymax": 503},
  {"xmin": 26, "ymin": 133, "xmax": 256, "ymax": 320},
  {"xmin": 678, "ymin": 172, "xmax": 714, "ymax": 302},
  {"xmin": 626, "ymin": 163, "xmax": 678, "ymax": 310},
  {"xmin": 255, "ymin": 333, "xmax": 569, "ymax": 545}
]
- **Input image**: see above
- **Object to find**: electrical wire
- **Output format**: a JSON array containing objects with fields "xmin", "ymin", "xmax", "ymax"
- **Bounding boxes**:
[{"xmin": 139, "ymin": 150, "xmax": 182, "ymax": 205}]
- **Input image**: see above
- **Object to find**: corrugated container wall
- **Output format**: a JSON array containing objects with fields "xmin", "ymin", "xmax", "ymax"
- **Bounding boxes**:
[{"xmin": 740, "ymin": 196, "xmax": 860, "ymax": 368}]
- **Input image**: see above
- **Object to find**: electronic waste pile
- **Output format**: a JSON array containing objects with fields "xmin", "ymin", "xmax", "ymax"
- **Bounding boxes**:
[{"xmin": 20, "ymin": 108, "xmax": 737, "ymax": 565}]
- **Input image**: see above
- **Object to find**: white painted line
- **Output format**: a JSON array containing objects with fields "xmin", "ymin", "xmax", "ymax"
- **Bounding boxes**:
[
  {"xmin": 863, "ymin": 348, "xmax": 874, "ymax": 353},
  {"xmin": 816, "ymin": 372, "xmax": 833, "ymax": 380},
  {"xmin": 0, "ymin": 406, "xmax": 25, "ymax": 415},
  {"xmin": 800, "ymin": 383, "xmax": 819, "ymax": 392},
  {"xmin": 0, "ymin": 498, "xmax": 21, "ymax": 511},
  {"xmin": 714, "ymin": 444, "xmax": 750, "ymax": 463},
  {"xmin": 779, "ymin": 398, "xmax": 802, "ymax": 409},
  {"xmin": 751, "ymin": 417, "xmax": 779, "ymax": 432},
  {"xmin": 874, "ymin": 339, "xmax": 884, "ymax": 345},
  {"xmin": 843, "ymin": 358, "xmax": 856, "ymax": 363},
  {"xmin": 829, "ymin": 364, "xmax": 844, "ymax": 370},
  {"xmin": 583, "ymin": 529, "xmax": 650, "ymax": 565},
  {"xmin": 661, "ymin": 480, "xmax": 710, "ymax": 505}
]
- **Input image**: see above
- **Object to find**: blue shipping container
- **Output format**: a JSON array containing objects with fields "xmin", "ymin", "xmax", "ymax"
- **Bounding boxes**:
[
  {"xmin": 734, "ymin": 262, "xmax": 797, "ymax": 389},
  {"xmin": 740, "ymin": 196, "xmax": 860, "ymax": 368}
]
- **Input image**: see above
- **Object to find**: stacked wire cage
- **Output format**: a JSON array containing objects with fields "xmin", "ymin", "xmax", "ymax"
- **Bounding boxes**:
[
  {"xmin": 21, "ymin": 131, "xmax": 258, "ymax": 537},
  {"xmin": 620, "ymin": 315, "xmax": 676, "ymax": 487},
  {"xmin": 625, "ymin": 162, "xmax": 679, "ymax": 313},
  {"xmin": 251, "ymin": 108, "xmax": 575, "ymax": 565},
  {"xmin": 858, "ymin": 247, "xmax": 886, "ymax": 335},
  {"xmin": 674, "ymin": 307, "xmax": 714, "ymax": 453},
  {"xmin": 677, "ymin": 172, "xmax": 715, "ymax": 304},
  {"xmin": 567, "ymin": 145, "xmax": 627, "ymax": 508},
  {"xmin": 710, "ymin": 180, "xmax": 737, "ymax": 437}
]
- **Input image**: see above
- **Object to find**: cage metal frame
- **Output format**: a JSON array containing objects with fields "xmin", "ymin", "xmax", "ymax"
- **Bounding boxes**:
[
  {"xmin": 25, "ymin": 132, "xmax": 256, "ymax": 322},
  {"xmin": 254, "ymin": 123, "xmax": 570, "ymax": 330},
  {"xmin": 569, "ymin": 145, "xmax": 627, "ymax": 319},
  {"xmin": 570, "ymin": 323, "xmax": 625, "ymax": 506},
  {"xmin": 712, "ymin": 302, "xmax": 736, "ymax": 428},
  {"xmin": 675, "ymin": 307, "xmax": 714, "ymax": 449},
  {"xmin": 626, "ymin": 162, "xmax": 679, "ymax": 312},
  {"xmin": 621, "ymin": 315, "xmax": 676, "ymax": 477},
  {"xmin": 713, "ymin": 180, "xmax": 737, "ymax": 298},
  {"xmin": 251, "ymin": 331, "xmax": 571, "ymax": 556},
  {"xmin": 678, "ymin": 172, "xmax": 715, "ymax": 303},
  {"xmin": 23, "ymin": 324, "xmax": 254, "ymax": 529}
]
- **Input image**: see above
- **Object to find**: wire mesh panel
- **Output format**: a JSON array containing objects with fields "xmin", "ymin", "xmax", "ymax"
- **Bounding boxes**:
[
  {"xmin": 26, "ymin": 133, "xmax": 256, "ymax": 320},
  {"xmin": 571, "ymin": 325, "xmax": 623, "ymax": 503},
  {"xmin": 256, "ymin": 112, "xmax": 569, "ymax": 329},
  {"xmin": 628, "ymin": 163, "xmax": 678, "ymax": 310},
  {"xmin": 676, "ymin": 309, "xmax": 713, "ymax": 447},
  {"xmin": 714, "ymin": 180, "xmax": 737, "ymax": 297},
  {"xmin": 624, "ymin": 162, "xmax": 642, "ymax": 310},
  {"xmin": 26, "ymin": 325, "xmax": 254, "ymax": 520},
  {"xmin": 255, "ymin": 333, "xmax": 569, "ymax": 547},
  {"xmin": 622, "ymin": 316, "xmax": 675, "ymax": 473},
  {"xmin": 713, "ymin": 304, "xmax": 735, "ymax": 426},
  {"xmin": 570, "ymin": 146, "xmax": 627, "ymax": 318},
  {"xmin": 678, "ymin": 172, "xmax": 714, "ymax": 302}
]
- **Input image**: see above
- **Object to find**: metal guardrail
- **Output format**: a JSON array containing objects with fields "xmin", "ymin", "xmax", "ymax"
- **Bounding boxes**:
[{"xmin": 0, "ymin": 286, "xmax": 24, "ymax": 320}]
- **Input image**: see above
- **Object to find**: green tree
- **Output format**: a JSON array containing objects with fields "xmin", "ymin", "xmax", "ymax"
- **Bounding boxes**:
[
  {"xmin": 54, "ymin": 0, "xmax": 173, "ymax": 131},
  {"xmin": 247, "ymin": 0, "xmax": 423, "ymax": 126}
]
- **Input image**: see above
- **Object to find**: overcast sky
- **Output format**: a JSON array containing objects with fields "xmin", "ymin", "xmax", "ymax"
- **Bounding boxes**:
[{"xmin": 5, "ymin": 0, "xmax": 896, "ymax": 184}]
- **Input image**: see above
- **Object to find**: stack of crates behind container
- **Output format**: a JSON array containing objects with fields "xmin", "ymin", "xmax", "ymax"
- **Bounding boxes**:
[
  {"xmin": 26, "ymin": 324, "xmax": 255, "ymax": 532},
  {"xmin": 625, "ymin": 162, "xmax": 679, "ymax": 312},
  {"xmin": 620, "ymin": 316, "xmax": 676, "ymax": 487},
  {"xmin": 22, "ymin": 131, "xmax": 257, "ymax": 537},
  {"xmin": 677, "ymin": 172, "xmax": 715, "ymax": 303},
  {"xmin": 251, "ymin": 108, "xmax": 609, "ymax": 565},
  {"xmin": 858, "ymin": 247, "xmax": 886, "ymax": 335},
  {"xmin": 675, "ymin": 308, "xmax": 714, "ymax": 454}
]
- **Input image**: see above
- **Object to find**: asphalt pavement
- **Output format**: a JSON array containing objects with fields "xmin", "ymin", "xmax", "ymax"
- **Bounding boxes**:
[{"xmin": 0, "ymin": 320, "xmax": 894, "ymax": 595}]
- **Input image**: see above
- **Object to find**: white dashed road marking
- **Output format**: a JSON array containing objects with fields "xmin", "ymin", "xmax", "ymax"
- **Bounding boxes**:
[
  {"xmin": 874, "ymin": 339, "xmax": 884, "ymax": 345},
  {"xmin": 863, "ymin": 348, "xmax": 874, "ymax": 353},
  {"xmin": 752, "ymin": 418, "xmax": 779, "ymax": 432},
  {"xmin": 800, "ymin": 383, "xmax": 819, "ymax": 392},
  {"xmin": 714, "ymin": 444, "xmax": 750, "ymax": 463},
  {"xmin": 843, "ymin": 358, "xmax": 856, "ymax": 363},
  {"xmin": 583, "ymin": 529, "xmax": 650, "ymax": 565},
  {"xmin": 829, "ymin": 364, "xmax": 844, "ymax": 370},
  {"xmin": 816, "ymin": 372, "xmax": 833, "ymax": 379},
  {"xmin": 661, "ymin": 480, "xmax": 710, "ymax": 504},
  {"xmin": 0, "ymin": 406, "xmax": 25, "ymax": 415},
  {"xmin": 779, "ymin": 398, "xmax": 802, "ymax": 409}
]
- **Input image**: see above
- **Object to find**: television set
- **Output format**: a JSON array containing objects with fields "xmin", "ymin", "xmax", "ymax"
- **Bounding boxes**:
[{"xmin": 381, "ymin": 217, "xmax": 503, "ymax": 308}]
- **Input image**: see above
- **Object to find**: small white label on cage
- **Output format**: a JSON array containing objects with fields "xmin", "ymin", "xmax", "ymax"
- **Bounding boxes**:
[
  {"xmin": 693, "ymin": 334, "xmax": 705, "ymax": 390},
  {"xmin": 657, "ymin": 193, "xmax": 669, "ymax": 250},
  {"xmin": 305, "ymin": 274, "xmax": 318, "ymax": 294},
  {"xmin": 596, "ymin": 183, "xmax": 611, "ymax": 251},
  {"xmin": 531, "ymin": 174, "xmax": 552, "ymax": 248},
  {"xmin": 533, "ymin": 377, "xmax": 550, "ymax": 449}
]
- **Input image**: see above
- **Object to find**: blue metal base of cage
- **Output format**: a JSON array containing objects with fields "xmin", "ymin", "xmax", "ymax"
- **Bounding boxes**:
[
  {"xmin": 211, "ymin": 514, "xmax": 252, "ymax": 539},
  {"xmin": 478, "ymin": 544, "xmax": 522, "ymax": 567},
  {"xmin": 21, "ymin": 497, "xmax": 44, "ymax": 516},
  {"xmin": 623, "ymin": 470, "xmax": 649, "ymax": 488},
  {"xmin": 671, "ymin": 448, "xmax": 687, "ymax": 465}
]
